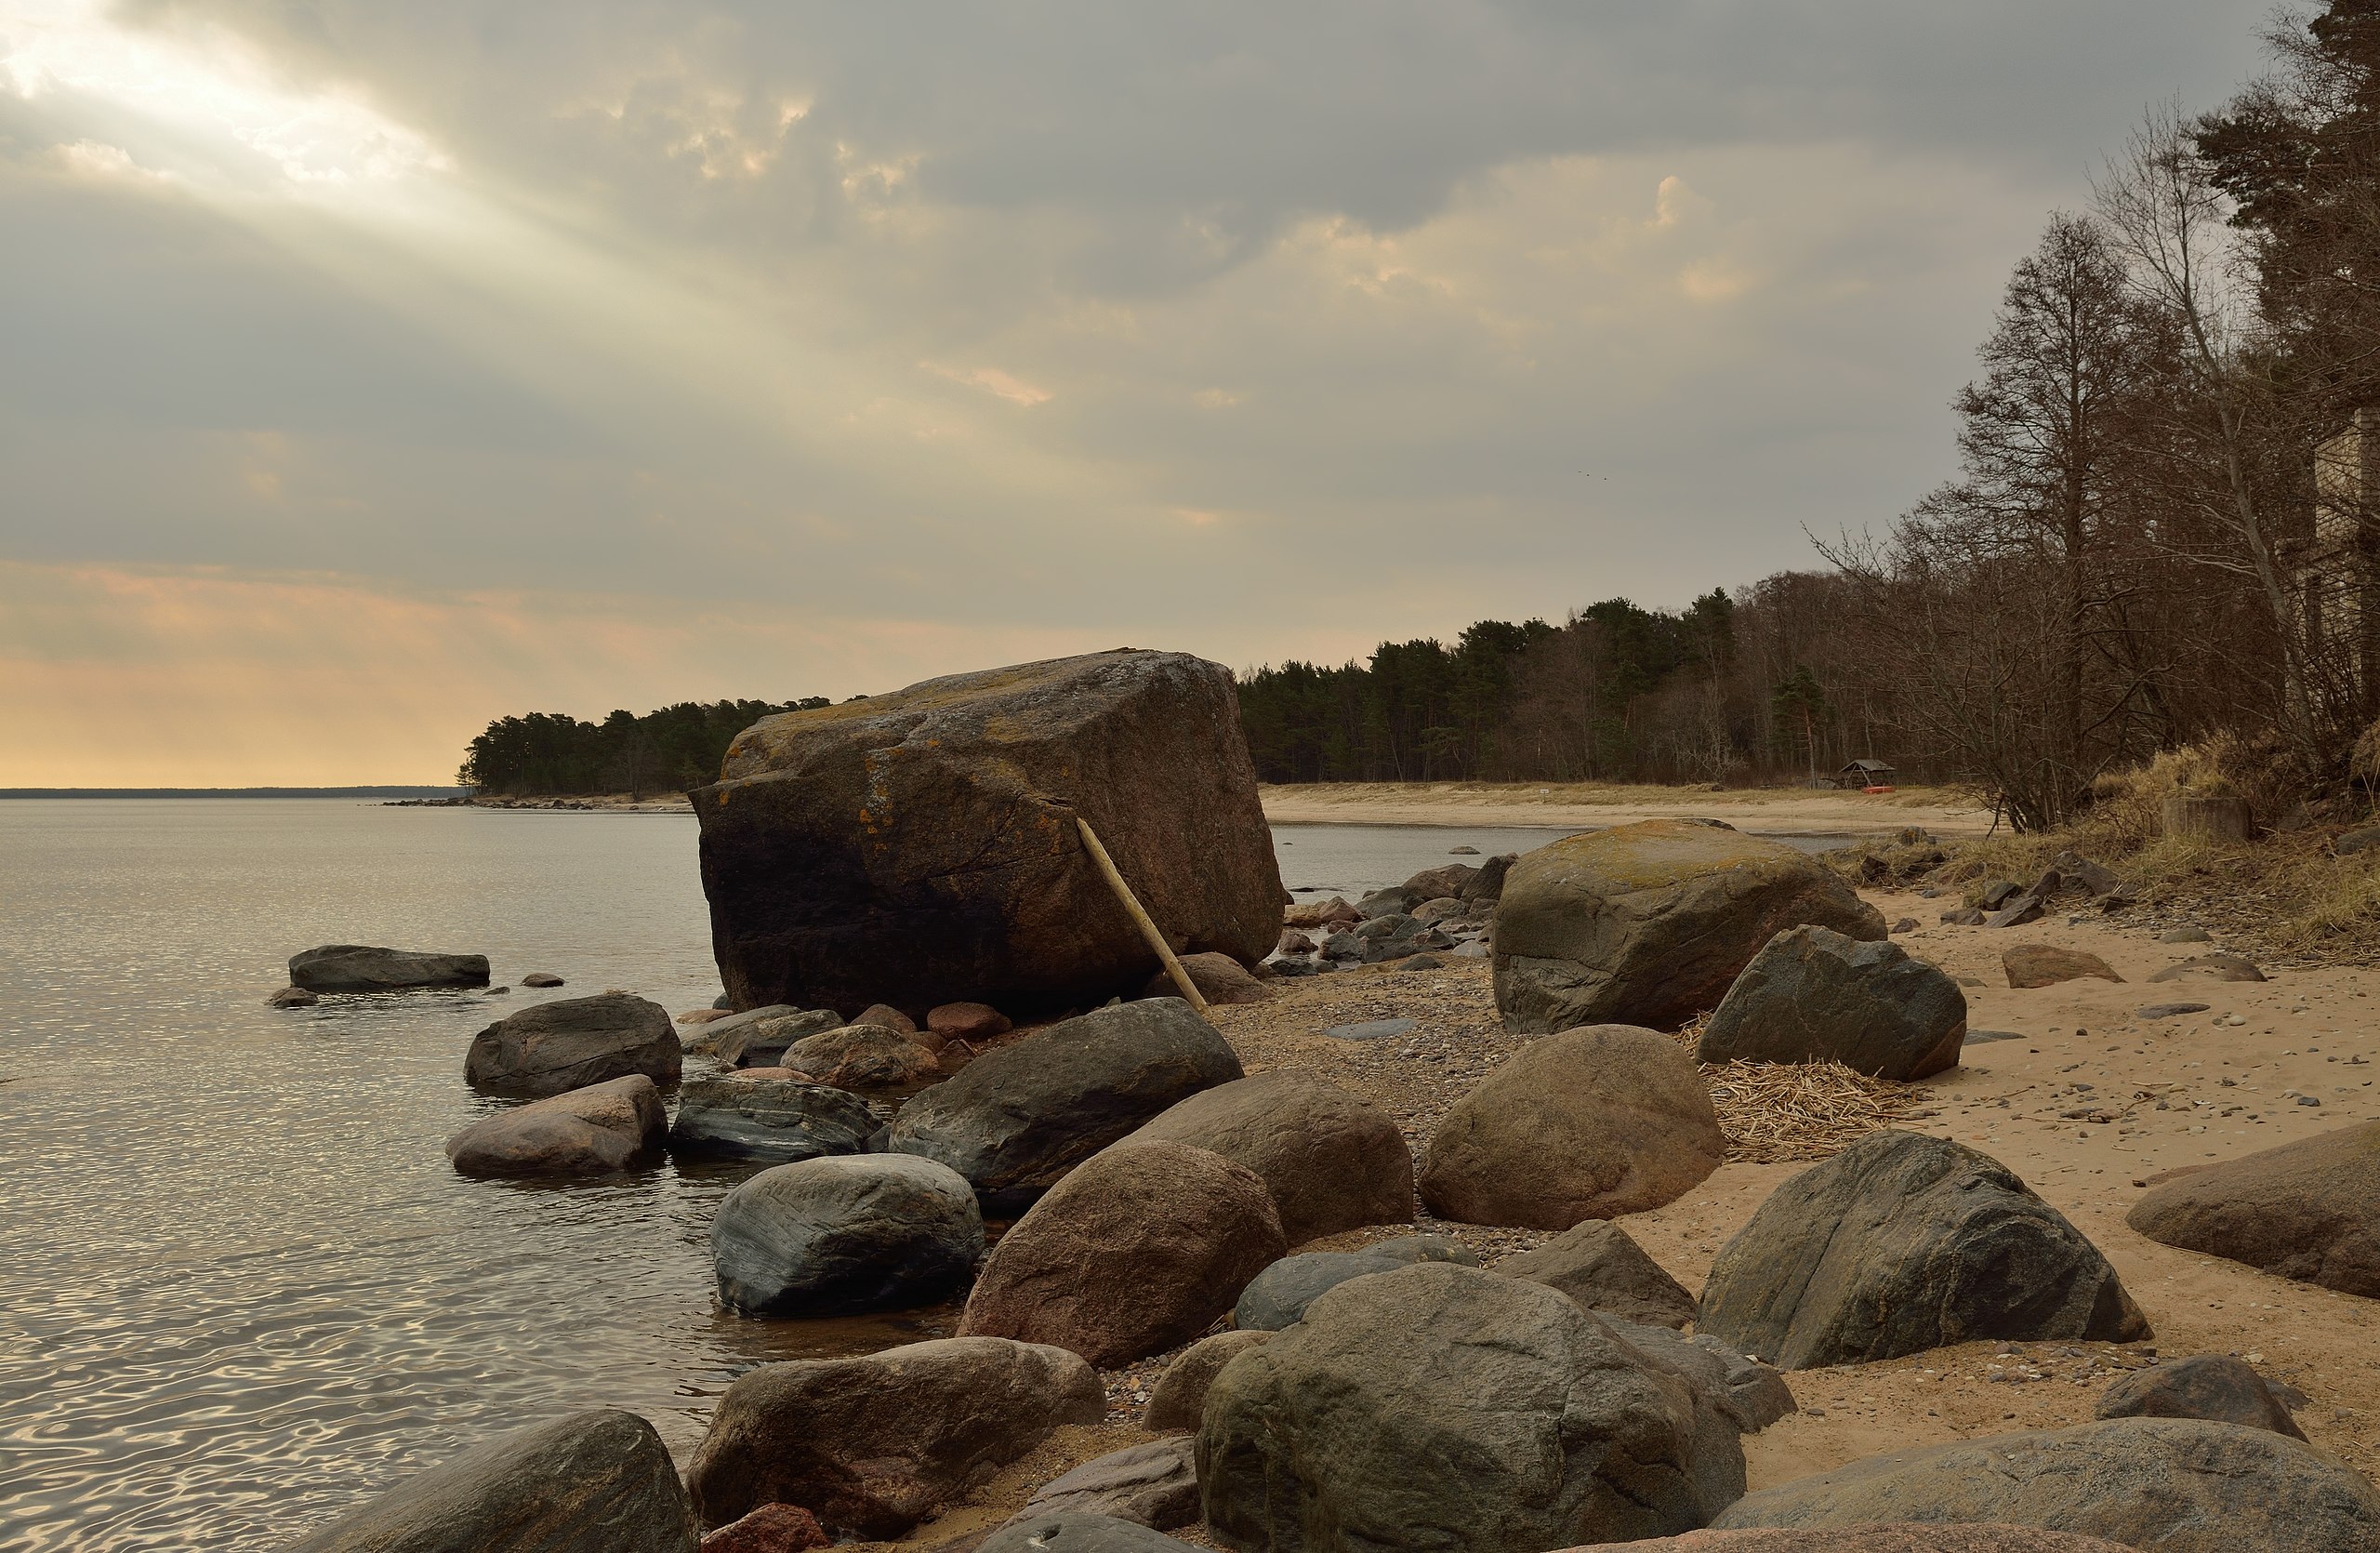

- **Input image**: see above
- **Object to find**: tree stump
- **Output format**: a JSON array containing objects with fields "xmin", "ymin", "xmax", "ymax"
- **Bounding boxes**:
[{"xmin": 2163, "ymin": 793, "xmax": 2253, "ymax": 843}]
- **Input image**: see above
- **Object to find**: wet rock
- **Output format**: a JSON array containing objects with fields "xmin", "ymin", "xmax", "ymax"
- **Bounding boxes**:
[
  {"xmin": 2003, "ymin": 946, "xmax": 2123, "ymax": 989},
  {"xmin": 266, "ymin": 986, "xmax": 318, "ymax": 1008},
  {"xmin": 1710, "ymin": 1416, "xmax": 2380, "ymax": 1551},
  {"xmin": 1199, "ymin": 1264, "xmax": 1726, "ymax": 1552},
  {"xmin": 522, "ymin": 972, "xmax": 565, "ymax": 988},
  {"xmin": 694, "ymin": 650, "xmax": 1282, "ymax": 1016},
  {"xmin": 781, "ymin": 1023, "xmax": 940, "ymax": 1093},
  {"xmin": 668, "ymin": 1075, "xmax": 879, "ymax": 1162},
  {"xmin": 465, "ymin": 992, "xmax": 681, "ymax": 1099},
  {"xmin": 959, "ymin": 1140, "xmax": 1284, "ymax": 1365},
  {"xmin": 1420, "ymin": 1025, "xmax": 1725, "ymax": 1229},
  {"xmin": 681, "ymin": 1003, "xmax": 796, "ymax": 1054},
  {"xmin": 281, "ymin": 1407, "xmax": 697, "ymax": 1552},
  {"xmin": 980, "ymin": 1514, "xmax": 1197, "ymax": 1553},
  {"xmin": 685, "ymin": 1337, "xmax": 1105, "ymax": 1536},
  {"xmin": 1493, "ymin": 820, "xmax": 1884, "ymax": 1034},
  {"xmin": 446, "ymin": 1075, "xmax": 667, "ymax": 1177},
  {"xmin": 1143, "ymin": 1330, "xmax": 1270, "ymax": 1432},
  {"xmin": 700, "ymin": 1504, "xmax": 829, "ymax": 1553},
  {"xmin": 1698, "ymin": 925, "xmax": 1965, "ymax": 1081},
  {"xmin": 889, "ymin": 999, "xmax": 1243, "ymax": 1212},
  {"xmin": 717, "ymin": 1009, "xmax": 846, "ymax": 1069},
  {"xmin": 288, "ymin": 944, "xmax": 488, "ymax": 993},
  {"xmin": 929, "ymin": 1002, "xmax": 1012, "ymax": 1042},
  {"xmin": 1699, "ymin": 1131, "xmax": 2148, "ymax": 1369},
  {"xmin": 2147, "ymin": 953, "xmax": 2268, "ymax": 984},
  {"xmin": 2096, "ymin": 1354, "xmax": 2306, "ymax": 1439},
  {"xmin": 2127, "ymin": 1122, "xmax": 2380, "ymax": 1294},
  {"xmin": 1497, "ymin": 1219, "xmax": 1699, "ymax": 1330},
  {"xmin": 1007, "ymin": 1438, "xmax": 1198, "ymax": 1530},
  {"xmin": 854, "ymin": 1002, "xmax": 916, "ymax": 1033},
  {"xmin": 1140, "ymin": 951, "xmax": 1274, "ymax": 1006},
  {"xmin": 1125, "ymin": 1070, "xmax": 1413, "ymax": 1243},
  {"xmin": 711, "ymin": 1155, "xmax": 983, "ymax": 1317}
]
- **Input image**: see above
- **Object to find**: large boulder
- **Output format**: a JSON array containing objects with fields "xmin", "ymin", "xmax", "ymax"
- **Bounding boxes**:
[
  {"xmin": 2096, "ymin": 1355, "xmax": 2307, "ymax": 1439},
  {"xmin": 684, "ymin": 1336, "xmax": 1105, "ymax": 1535},
  {"xmin": 780, "ymin": 1024, "xmax": 939, "ymax": 1093},
  {"xmin": 1235, "ymin": 1237, "xmax": 1480, "ymax": 1331},
  {"xmin": 2126, "ymin": 1122, "xmax": 2380, "ymax": 1294},
  {"xmin": 693, "ymin": 650, "xmax": 1283, "ymax": 1016},
  {"xmin": 1198, "ymin": 1263, "xmax": 1732, "ymax": 1553},
  {"xmin": 287, "ymin": 944, "xmax": 489, "ymax": 992},
  {"xmin": 445, "ymin": 1075, "xmax": 667, "ymax": 1177},
  {"xmin": 1582, "ymin": 1530, "xmax": 2134, "ymax": 1551},
  {"xmin": 464, "ymin": 992, "xmax": 681, "ymax": 1098},
  {"xmin": 1699, "ymin": 1131, "xmax": 2148, "ymax": 1370},
  {"xmin": 889, "ymin": 999, "xmax": 1243, "ymax": 1212},
  {"xmin": 959, "ymin": 1140, "xmax": 1285, "ymax": 1365},
  {"xmin": 981, "ymin": 1514, "xmax": 1199, "ymax": 1553},
  {"xmin": 280, "ymin": 1408, "xmax": 697, "ymax": 1552},
  {"xmin": 668, "ymin": 1074, "xmax": 880, "ymax": 1162},
  {"xmin": 711, "ymin": 1155, "xmax": 983, "ymax": 1317},
  {"xmin": 1492, "ymin": 820, "xmax": 1884, "ymax": 1034},
  {"xmin": 1496, "ymin": 1219, "xmax": 1700, "ymax": 1330},
  {"xmin": 1419, "ymin": 1025, "xmax": 1725, "ymax": 1229},
  {"xmin": 1143, "ymin": 1330, "xmax": 1271, "ymax": 1432},
  {"xmin": 1697, "ymin": 927, "xmax": 1965, "ymax": 1081},
  {"xmin": 1710, "ymin": 1417, "xmax": 2380, "ymax": 1551},
  {"xmin": 1123, "ymin": 1071, "xmax": 1413, "ymax": 1244}
]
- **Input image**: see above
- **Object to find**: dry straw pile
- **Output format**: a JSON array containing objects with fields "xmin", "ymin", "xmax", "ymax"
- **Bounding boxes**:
[{"xmin": 1676, "ymin": 1015, "xmax": 1918, "ymax": 1163}]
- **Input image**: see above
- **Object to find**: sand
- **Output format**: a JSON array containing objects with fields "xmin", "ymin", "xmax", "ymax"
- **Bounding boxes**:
[{"xmin": 1260, "ymin": 781, "xmax": 1992, "ymax": 836}]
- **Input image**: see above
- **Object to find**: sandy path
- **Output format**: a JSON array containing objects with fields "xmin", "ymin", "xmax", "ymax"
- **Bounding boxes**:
[{"xmin": 1260, "ymin": 781, "xmax": 1992, "ymax": 837}]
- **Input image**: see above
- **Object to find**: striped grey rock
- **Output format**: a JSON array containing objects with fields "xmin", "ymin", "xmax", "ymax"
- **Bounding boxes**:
[
  {"xmin": 711, "ymin": 1155, "xmax": 982, "ymax": 1318},
  {"xmin": 1697, "ymin": 925, "xmax": 1965, "ymax": 1081},
  {"xmin": 668, "ymin": 1075, "xmax": 879, "ymax": 1162}
]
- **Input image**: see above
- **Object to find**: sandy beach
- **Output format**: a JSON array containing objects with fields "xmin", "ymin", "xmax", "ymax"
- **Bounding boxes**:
[{"xmin": 1259, "ymin": 781, "xmax": 1993, "ymax": 837}]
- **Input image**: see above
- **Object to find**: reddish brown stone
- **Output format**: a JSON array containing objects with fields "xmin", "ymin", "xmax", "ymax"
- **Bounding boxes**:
[
  {"xmin": 929, "ymin": 1002, "xmax": 1013, "ymax": 1042},
  {"xmin": 2003, "ymin": 945, "xmax": 2124, "ymax": 989},
  {"xmin": 701, "ymin": 1503, "xmax": 830, "ymax": 1553}
]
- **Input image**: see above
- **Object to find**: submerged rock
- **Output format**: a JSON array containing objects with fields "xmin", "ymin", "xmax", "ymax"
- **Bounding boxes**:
[{"xmin": 446, "ymin": 1075, "xmax": 667, "ymax": 1177}]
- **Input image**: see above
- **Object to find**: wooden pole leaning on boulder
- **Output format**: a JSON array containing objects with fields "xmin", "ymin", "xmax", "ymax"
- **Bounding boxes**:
[{"xmin": 1076, "ymin": 816, "xmax": 1210, "ymax": 1014}]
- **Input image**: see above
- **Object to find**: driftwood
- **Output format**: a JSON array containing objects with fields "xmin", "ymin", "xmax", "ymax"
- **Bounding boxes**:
[
  {"xmin": 1076, "ymin": 817, "xmax": 1209, "ymax": 1013},
  {"xmin": 2162, "ymin": 793, "xmax": 2253, "ymax": 843}
]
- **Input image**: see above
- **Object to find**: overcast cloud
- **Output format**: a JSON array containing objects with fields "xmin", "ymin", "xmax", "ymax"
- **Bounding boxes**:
[{"xmin": 0, "ymin": 0, "xmax": 2270, "ymax": 782}]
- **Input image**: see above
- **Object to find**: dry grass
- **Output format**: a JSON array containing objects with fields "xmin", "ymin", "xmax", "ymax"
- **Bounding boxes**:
[
  {"xmin": 1258, "ymin": 778, "xmax": 1966, "ymax": 810},
  {"xmin": 1673, "ymin": 1013, "xmax": 1921, "ymax": 1163}
]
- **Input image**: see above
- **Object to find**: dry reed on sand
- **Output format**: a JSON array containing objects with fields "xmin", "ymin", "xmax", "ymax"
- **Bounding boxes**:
[{"xmin": 1675, "ymin": 1015, "xmax": 1919, "ymax": 1163}]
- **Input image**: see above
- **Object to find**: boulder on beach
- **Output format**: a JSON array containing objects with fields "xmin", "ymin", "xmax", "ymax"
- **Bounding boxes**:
[
  {"xmin": 1710, "ymin": 1416, "xmax": 2380, "ymax": 1551},
  {"xmin": 1123, "ymin": 1070, "xmax": 1413, "ymax": 1244},
  {"xmin": 1198, "ymin": 1263, "xmax": 1730, "ymax": 1553},
  {"xmin": 699, "ymin": 1503, "xmax": 829, "ymax": 1553},
  {"xmin": 464, "ymin": 991, "xmax": 681, "ymax": 1098},
  {"xmin": 685, "ymin": 1336, "xmax": 1105, "ymax": 1536},
  {"xmin": 959, "ymin": 1140, "xmax": 1285, "ymax": 1366},
  {"xmin": 288, "ymin": 944, "xmax": 489, "ymax": 993},
  {"xmin": 929, "ymin": 1002, "xmax": 1012, "ymax": 1042},
  {"xmin": 1420, "ymin": 1025, "xmax": 1725, "ymax": 1229},
  {"xmin": 981, "ymin": 1513, "xmax": 1198, "ymax": 1553},
  {"xmin": 889, "ymin": 998, "xmax": 1243, "ymax": 1212},
  {"xmin": 2148, "ymin": 952, "xmax": 2268, "ymax": 984},
  {"xmin": 779, "ymin": 1023, "xmax": 938, "ymax": 1093},
  {"xmin": 1580, "ymin": 1528, "xmax": 2137, "ymax": 1550},
  {"xmin": 2003, "ymin": 945, "xmax": 2123, "ymax": 989},
  {"xmin": 668, "ymin": 1075, "xmax": 879, "ymax": 1162},
  {"xmin": 446, "ymin": 1075, "xmax": 667, "ymax": 1177},
  {"xmin": 1492, "ymin": 820, "xmax": 1884, "ymax": 1034},
  {"xmin": 1698, "ymin": 1131, "xmax": 2148, "ymax": 1370},
  {"xmin": 1003, "ymin": 1437, "xmax": 1200, "ymax": 1532},
  {"xmin": 707, "ymin": 1008, "xmax": 843, "ymax": 1068},
  {"xmin": 1143, "ymin": 1329, "xmax": 1271, "ymax": 1432},
  {"xmin": 2126, "ymin": 1122, "xmax": 2380, "ymax": 1294},
  {"xmin": 1140, "ymin": 950, "xmax": 1275, "ymax": 1005},
  {"xmin": 711, "ymin": 1154, "xmax": 983, "ymax": 1318},
  {"xmin": 693, "ymin": 649, "xmax": 1283, "ymax": 1016},
  {"xmin": 1697, "ymin": 925, "xmax": 1966, "ymax": 1081},
  {"xmin": 1496, "ymin": 1219, "xmax": 1700, "ymax": 1330},
  {"xmin": 1234, "ymin": 1236, "xmax": 1479, "ymax": 1331},
  {"xmin": 2096, "ymin": 1355, "xmax": 2307, "ymax": 1439},
  {"xmin": 280, "ymin": 1407, "xmax": 698, "ymax": 1552}
]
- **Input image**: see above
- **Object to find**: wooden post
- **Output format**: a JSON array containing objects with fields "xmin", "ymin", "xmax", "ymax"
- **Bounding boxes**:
[
  {"xmin": 2162, "ymin": 793, "xmax": 2254, "ymax": 843},
  {"xmin": 1076, "ymin": 816, "xmax": 1209, "ymax": 1013}
]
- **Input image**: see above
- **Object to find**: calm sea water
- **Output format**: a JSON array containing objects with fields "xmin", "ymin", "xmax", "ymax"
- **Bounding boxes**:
[{"xmin": 0, "ymin": 802, "xmax": 1835, "ymax": 1551}]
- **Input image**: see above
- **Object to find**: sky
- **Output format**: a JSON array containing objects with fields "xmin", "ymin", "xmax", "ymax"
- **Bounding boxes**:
[{"xmin": 0, "ymin": 1, "xmax": 2275, "ymax": 785}]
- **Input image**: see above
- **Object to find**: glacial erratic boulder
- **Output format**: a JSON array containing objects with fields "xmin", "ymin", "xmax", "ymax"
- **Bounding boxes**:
[
  {"xmin": 1710, "ymin": 1416, "xmax": 2380, "ymax": 1552},
  {"xmin": 1492, "ymin": 820, "xmax": 1884, "ymax": 1034},
  {"xmin": 445, "ymin": 1075, "xmax": 667, "ymax": 1177},
  {"xmin": 889, "ymin": 999, "xmax": 1243, "ymax": 1212},
  {"xmin": 959, "ymin": 1140, "xmax": 1285, "ymax": 1365},
  {"xmin": 1125, "ymin": 1071, "xmax": 1413, "ymax": 1244},
  {"xmin": 1698, "ymin": 926, "xmax": 1965, "ymax": 1081},
  {"xmin": 1496, "ymin": 1219, "xmax": 1700, "ymax": 1330},
  {"xmin": 684, "ymin": 1336, "xmax": 1105, "ymax": 1536},
  {"xmin": 710, "ymin": 1155, "xmax": 983, "ymax": 1317},
  {"xmin": 1420, "ymin": 1025, "xmax": 1724, "ymax": 1229},
  {"xmin": 694, "ymin": 650, "xmax": 1283, "ymax": 1016},
  {"xmin": 1698, "ymin": 1130, "xmax": 2148, "ymax": 1370},
  {"xmin": 280, "ymin": 1407, "xmax": 697, "ymax": 1552},
  {"xmin": 1198, "ymin": 1263, "xmax": 1730, "ymax": 1553},
  {"xmin": 464, "ymin": 991, "xmax": 681, "ymax": 1098},
  {"xmin": 288, "ymin": 944, "xmax": 489, "ymax": 993},
  {"xmin": 2126, "ymin": 1122, "xmax": 2380, "ymax": 1294},
  {"xmin": 668, "ymin": 1074, "xmax": 879, "ymax": 1162}
]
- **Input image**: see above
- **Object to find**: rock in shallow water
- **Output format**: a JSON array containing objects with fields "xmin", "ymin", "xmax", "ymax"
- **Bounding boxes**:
[
  {"xmin": 465, "ymin": 991, "xmax": 681, "ymax": 1098},
  {"xmin": 279, "ymin": 1407, "xmax": 697, "ymax": 1552},
  {"xmin": 288, "ymin": 943, "xmax": 489, "ymax": 992},
  {"xmin": 668, "ymin": 1074, "xmax": 879, "ymax": 1162},
  {"xmin": 711, "ymin": 1154, "xmax": 983, "ymax": 1317},
  {"xmin": 265, "ymin": 985, "xmax": 318, "ymax": 1008},
  {"xmin": 445, "ymin": 1075, "xmax": 667, "ymax": 1177}
]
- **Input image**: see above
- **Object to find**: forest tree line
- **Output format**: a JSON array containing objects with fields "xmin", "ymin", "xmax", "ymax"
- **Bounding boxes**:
[{"xmin": 456, "ymin": 699, "xmax": 828, "ymax": 796}]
